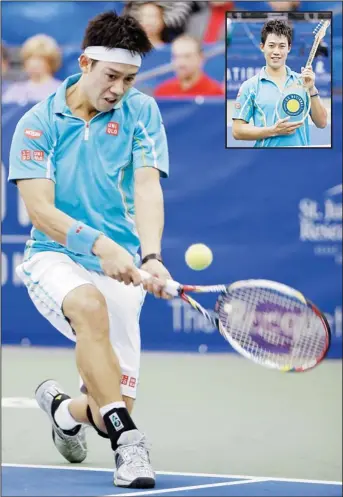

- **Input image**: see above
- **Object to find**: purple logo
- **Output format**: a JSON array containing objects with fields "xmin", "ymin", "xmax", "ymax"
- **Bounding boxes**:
[{"xmin": 249, "ymin": 302, "xmax": 304, "ymax": 354}]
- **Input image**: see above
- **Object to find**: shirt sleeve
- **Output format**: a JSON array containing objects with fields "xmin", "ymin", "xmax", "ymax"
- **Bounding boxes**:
[
  {"xmin": 132, "ymin": 97, "xmax": 169, "ymax": 178},
  {"xmin": 8, "ymin": 110, "xmax": 56, "ymax": 184},
  {"xmin": 232, "ymin": 80, "xmax": 255, "ymax": 123}
]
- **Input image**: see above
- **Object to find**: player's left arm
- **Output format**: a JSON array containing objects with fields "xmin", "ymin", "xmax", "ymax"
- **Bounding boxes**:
[
  {"xmin": 301, "ymin": 66, "xmax": 328, "ymax": 128},
  {"xmin": 133, "ymin": 97, "xmax": 172, "ymax": 299}
]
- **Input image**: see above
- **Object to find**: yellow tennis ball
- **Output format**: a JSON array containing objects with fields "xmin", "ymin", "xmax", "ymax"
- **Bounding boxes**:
[{"xmin": 185, "ymin": 244, "xmax": 213, "ymax": 271}]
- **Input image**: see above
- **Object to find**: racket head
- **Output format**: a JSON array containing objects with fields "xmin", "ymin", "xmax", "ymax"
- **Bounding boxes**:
[
  {"xmin": 275, "ymin": 83, "xmax": 311, "ymax": 124},
  {"xmin": 215, "ymin": 279, "xmax": 331, "ymax": 372}
]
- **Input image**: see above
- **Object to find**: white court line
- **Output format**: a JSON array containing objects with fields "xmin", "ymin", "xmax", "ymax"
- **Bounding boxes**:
[
  {"xmin": 2, "ymin": 398, "xmax": 38, "ymax": 408},
  {"xmin": 2, "ymin": 463, "xmax": 342, "ymax": 485},
  {"xmin": 106, "ymin": 478, "xmax": 268, "ymax": 497}
]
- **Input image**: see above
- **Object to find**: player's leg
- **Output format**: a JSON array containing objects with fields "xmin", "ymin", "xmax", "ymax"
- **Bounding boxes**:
[
  {"xmin": 65, "ymin": 393, "xmax": 134, "ymax": 433},
  {"xmin": 83, "ymin": 272, "xmax": 152, "ymax": 487},
  {"xmin": 18, "ymin": 252, "xmax": 138, "ymax": 466},
  {"xmin": 16, "ymin": 252, "xmax": 94, "ymax": 463},
  {"xmin": 62, "ymin": 270, "xmax": 154, "ymax": 488}
]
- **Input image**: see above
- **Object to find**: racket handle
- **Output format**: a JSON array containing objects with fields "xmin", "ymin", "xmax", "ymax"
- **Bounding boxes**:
[{"xmin": 138, "ymin": 269, "xmax": 181, "ymax": 297}]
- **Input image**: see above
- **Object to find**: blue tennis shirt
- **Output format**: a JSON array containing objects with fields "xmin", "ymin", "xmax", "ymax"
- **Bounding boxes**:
[
  {"xmin": 8, "ymin": 73, "xmax": 169, "ymax": 272},
  {"xmin": 232, "ymin": 66, "xmax": 310, "ymax": 147}
]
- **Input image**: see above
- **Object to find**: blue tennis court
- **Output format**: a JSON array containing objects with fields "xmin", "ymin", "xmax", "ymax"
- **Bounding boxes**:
[{"xmin": 2, "ymin": 464, "xmax": 342, "ymax": 496}]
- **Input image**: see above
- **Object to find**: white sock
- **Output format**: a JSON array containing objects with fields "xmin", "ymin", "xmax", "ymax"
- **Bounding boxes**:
[
  {"xmin": 54, "ymin": 399, "xmax": 80, "ymax": 431},
  {"xmin": 100, "ymin": 401, "xmax": 126, "ymax": 417}
]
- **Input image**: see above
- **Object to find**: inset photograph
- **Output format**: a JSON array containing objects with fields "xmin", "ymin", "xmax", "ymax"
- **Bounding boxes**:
[{"xmin": 226, "ymin": 11, "xmax": 332, "ymax": 148}]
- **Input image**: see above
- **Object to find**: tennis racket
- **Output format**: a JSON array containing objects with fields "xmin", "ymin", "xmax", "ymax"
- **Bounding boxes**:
[
  {"xmin": 305, "ymin": 19, "xmax": 330, "ymax": 69},
  {"xmin": 275, "ymin": 20, "xmax": 330, "ymax": 124},
  {"xmin": 139, "ymin": 270, "xmax": 331, "ymax": 373}
]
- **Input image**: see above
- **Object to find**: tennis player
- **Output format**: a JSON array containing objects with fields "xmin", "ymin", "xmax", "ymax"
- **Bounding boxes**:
[
  {"xmin": 8, "ymin": 11, "xmax": 170, "ymax": 489},
  {"xmin": 232, "ymin": 19, "xmax": 328, "ymax": 147}
]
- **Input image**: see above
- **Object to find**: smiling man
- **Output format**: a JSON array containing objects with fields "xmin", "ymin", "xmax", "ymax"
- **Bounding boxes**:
[
  {"xmin": 8, "ymin": 11, "xmax": 171, "ymax": 489},
  {"xmin": 232, "ymin": 19, "xmax": 328, "ymax": 147}
]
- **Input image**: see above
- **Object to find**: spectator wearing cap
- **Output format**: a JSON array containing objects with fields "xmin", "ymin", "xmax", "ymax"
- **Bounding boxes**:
[
  {"xmin": 3, "ymin": 34, "xmax": 62, "ymax": 105},
  {"xmin": 154, "ymin": 35, "xmax": 224, "ymax": 97}
]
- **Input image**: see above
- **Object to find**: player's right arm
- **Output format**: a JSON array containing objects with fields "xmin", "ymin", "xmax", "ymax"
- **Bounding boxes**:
[
  {"xmin": 9, "ymin": 112, "xmax": 141, "ymax": 285},
  {"xmin": 231, "ymin": 81, "xmax": 303, "ymax": 140}
]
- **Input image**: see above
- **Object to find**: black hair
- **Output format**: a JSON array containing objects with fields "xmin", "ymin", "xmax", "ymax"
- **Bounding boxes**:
[
  {"xmin": 261, "ymin": 19, "xmax": 293, "ymax": 46},
  {"xmin": 82, "ymin": 10, "xmax": 153, "ymax": 56}
]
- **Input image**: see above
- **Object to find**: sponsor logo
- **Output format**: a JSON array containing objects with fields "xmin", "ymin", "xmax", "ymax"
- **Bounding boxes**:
[
  {"xmin": 298, "ymin": 185, "xmax": 342, "ymax": 264},
  {"xmin": 226, "ymin": 67, "xmax": 260, "ymax": 93},
  {"xmin": 32, "ymin": 150, "xmax": 44, "ymax": 161},
  {"xmin": 169, "ymin": 299, "xmax": 216, "ymax": 334},
  {"xmin": 110, "ymin": 412, "xmax": 124, "ymax": 432},
  {"xmin": 24, "ymin": 129, "xmax": 42, "ymax": 139},
  {"xmin": 325, "ymin": 307, "xmax": 342, "ymax": 338},
  {"xmin": 121, "ymin": 375, "xmax": 129, "ymax": 386},
  {"xmin": 21, "ymin": 150, "xmax": 31, "ymax": 160},
  {"xmin": 106, "ymin": 122, "xmax": 119, "ymax": 136},
  {"xmin": 282, "ymin": 93, "xmax": 305, "ymax": 117},
  {"xmin": 121, "ymin": 375, "xmax": 136, "ymax": 389}
]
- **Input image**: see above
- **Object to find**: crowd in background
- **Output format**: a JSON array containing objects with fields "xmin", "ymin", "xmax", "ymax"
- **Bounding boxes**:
[{"xmin": 1, "ymin": 0, "xmax": 310, "ymax": 104}]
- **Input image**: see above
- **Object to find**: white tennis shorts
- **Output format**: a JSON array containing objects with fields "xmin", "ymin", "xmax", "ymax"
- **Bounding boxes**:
[{"xmin": 16, "ymin": 251, "xmax": 146, "ymax": 399}]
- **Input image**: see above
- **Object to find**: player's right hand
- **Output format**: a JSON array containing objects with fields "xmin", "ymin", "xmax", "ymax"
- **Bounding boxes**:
[
  {"xmin": 271, "ymin": 117, "xmax": 303, "ymax": 136},
  {"xmin": 92, "ymin": 235, "xmax": 142, "ymax": 286}
]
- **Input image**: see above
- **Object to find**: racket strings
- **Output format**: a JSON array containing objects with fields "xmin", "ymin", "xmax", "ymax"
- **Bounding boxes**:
[{"xmin": 217, "ymin": 287, "xmax": 328, "ymax": 369}]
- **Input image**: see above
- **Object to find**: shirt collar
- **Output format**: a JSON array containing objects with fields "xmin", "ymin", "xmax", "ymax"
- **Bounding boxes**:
[
  {"xmin": 260, "ymin": 65, "xmax": 296, "ymax": 81},
  {"xmin": 53, "ymin": 73, "xmax": 124, "ymax": 114}
]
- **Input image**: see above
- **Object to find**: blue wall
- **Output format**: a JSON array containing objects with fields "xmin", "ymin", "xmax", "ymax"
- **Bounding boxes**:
[{"xmin": 2, "ymin": 100, "xmax": 342, "ymax": 358}]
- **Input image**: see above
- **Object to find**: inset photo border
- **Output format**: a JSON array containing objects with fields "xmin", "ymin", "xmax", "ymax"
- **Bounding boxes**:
[{"xmin": 225, "ymin": 11, "xmax": 332, "ymax": 149}]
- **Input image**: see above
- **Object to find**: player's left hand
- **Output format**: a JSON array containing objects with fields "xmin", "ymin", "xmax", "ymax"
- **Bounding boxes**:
[
  {"xmin": 140, "ymin": 259, "xmax": 173, "ymax": 299},
  {"xmin": 301, "ymin": 66, "xmax": 315, "ymax": 90}
]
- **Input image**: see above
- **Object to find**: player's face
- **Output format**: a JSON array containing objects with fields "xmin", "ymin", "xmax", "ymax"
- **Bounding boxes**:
[
  {"xmin": 85, "ymin": 60, "xmax": 138, "ymax": 112},
  {"xmin": 261, "ymin": 34, "xmax": 291, "ymax": 70},
  {"xmin": 172, "ymin": 40, "xmax": 203, "ymax": 79}
]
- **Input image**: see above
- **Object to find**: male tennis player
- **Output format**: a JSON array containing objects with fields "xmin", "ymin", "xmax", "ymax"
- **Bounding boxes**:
[
  {"xmin": 232, "ymin": 19, "xmax": 328, "ymax": 147},
  {"xmin": 9, "ymin": 11, "xmax": 171, "ymax": 489}
]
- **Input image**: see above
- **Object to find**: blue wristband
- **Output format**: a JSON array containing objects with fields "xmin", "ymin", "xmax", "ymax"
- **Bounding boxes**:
[{"xmin": 66, "ymin": 221, "xmax": 101, "ymax": 256}]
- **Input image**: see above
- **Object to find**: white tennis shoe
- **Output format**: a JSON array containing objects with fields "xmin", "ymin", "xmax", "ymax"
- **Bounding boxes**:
[
  {"xmin": 35, "ymin": 379, "xmax": 87, "ymax": 463},
  {"xmin": 114, "ymin": 429, "xmax": 155, "ymax": 488}
]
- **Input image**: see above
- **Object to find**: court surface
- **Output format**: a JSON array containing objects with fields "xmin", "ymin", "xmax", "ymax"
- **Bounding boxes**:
[{"xmin": 2, "ymin": 346, "xmax": 342, "ymax": 496}]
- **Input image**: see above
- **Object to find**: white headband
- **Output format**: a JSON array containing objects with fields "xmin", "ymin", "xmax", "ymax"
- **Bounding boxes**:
[{"xmin": 83, "ymin": 46, "xmax": 142, "ymax": 67}]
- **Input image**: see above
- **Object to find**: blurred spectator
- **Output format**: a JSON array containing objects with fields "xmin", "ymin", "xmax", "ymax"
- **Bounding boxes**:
[
  {"xmin": 154, "ymin": 35, "xmax": 224, "ymax": 97},
  {"xmin": 203, "ymin": 2, "xmax": 235, "ymax": 43},
  {"xmin": 187, "ymin": 2, "xmax": 234, "ymax": 43},
  {"xmin": 268, "ymin": 1, "xmax": 300, "ymax": 11},
  {"xmin": 1, "ymin": 41, "xmax": 10, "ymax": 94},
  {"xmin": 124, "ymin": 1, "xmax": 195, "ymax": 40},
  {"xmin": 136, "ymin": 2, "xmax": 168, "ymax": 47},
  {"xmin": 2, "ymin": 34, "xmax": 62, "ymax": 105}
]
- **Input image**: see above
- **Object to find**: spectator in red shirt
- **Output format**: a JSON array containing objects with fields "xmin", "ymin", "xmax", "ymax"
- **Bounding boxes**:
[
  {"xmin": 203, "ymin": 2, "xmax": 234, "ymax": 43},
  {"xmin": 154, "ymin": 35, "xmax": 224, "ymax": 97}
]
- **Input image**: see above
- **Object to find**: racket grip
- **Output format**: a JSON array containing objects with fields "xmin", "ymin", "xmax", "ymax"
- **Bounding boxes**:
[{"xmin": 138, "ymin": 269, "xmax": 181, "ymax": 297}]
